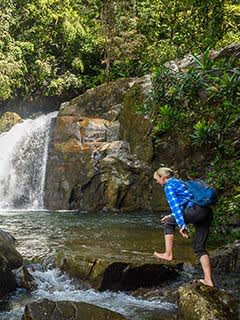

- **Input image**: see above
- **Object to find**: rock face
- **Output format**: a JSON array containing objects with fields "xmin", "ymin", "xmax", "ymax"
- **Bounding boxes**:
[
  {"xmin": 44, "ymin": 75, "xmax": 154, "ymax": 211},
  {"xmin": 0, "ymin": 229, "xmax": 23, "ymax": 296},
  {"xmin": 0, "ymin": 111, "xmax": 22, "ymax": 133},
  {"xmin": 178, "ymin": 283, "xmax": 239, "ymax": 320},
  {"xmin": 22, "ymin": 298, "xmax": 126, "ymax": 320}
]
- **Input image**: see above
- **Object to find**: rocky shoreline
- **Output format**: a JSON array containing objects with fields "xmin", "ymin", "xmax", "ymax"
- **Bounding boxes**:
[{"xmin": 1, "ymin": 228, "xmax": 239, "ymax": 319}]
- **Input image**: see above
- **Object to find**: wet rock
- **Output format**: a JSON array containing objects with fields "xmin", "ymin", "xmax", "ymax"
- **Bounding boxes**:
[
  {"xmin": 178, "ymin": 283, "xmax": 239, "ymax": 320},
  {"xmin": 0, "ymin": 230, "xmax": 23, "ymax": 269},
  {"xmin": 0, "ymin": 229, "xmax": 23, "ymax": 296},
  {"xmin": 99, "ymin": 262, "xmax": 180, "ymax": 291},
  {"xmin": 0, "ymin": 229, "xmax": 16, "ymax": 245},
  {"xmin": 22, "ymin": 298, "xmax": 126, "ymax": 320},
  {"xmin": 0, "ymin": 111, "xmax": 22, "ymax": 133},
  {"xmin": 14, "ymin": 266, "xmax": 37, "ymax": 291},
  {"xmin": 25, "ymin": 263, "xmax": 44, "ymax": 273},
  {"xmin": 0, "ymin": 254, "xmax": 17, "ymax": 296},
  {"xmin": 210, "ymin": 240, "xmax": 240, "ymax": 273},
  {"xmin": 58, "ymin": 252, "xmax": 180, "ymax": 291}
]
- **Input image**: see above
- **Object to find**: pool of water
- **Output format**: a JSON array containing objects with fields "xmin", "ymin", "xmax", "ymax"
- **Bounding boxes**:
[{"xmin": 0, "ymin": 210, "xmax": 196, "ymax": 262}]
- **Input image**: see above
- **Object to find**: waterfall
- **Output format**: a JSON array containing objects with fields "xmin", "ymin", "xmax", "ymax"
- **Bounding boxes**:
[{"xmin": 0, "ymin": 112, "xmax": 57, "ymax": 210}]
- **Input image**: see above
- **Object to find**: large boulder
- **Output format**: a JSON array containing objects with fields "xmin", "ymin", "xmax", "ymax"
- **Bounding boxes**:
[
  {"xmin": 0, "ymin": 229, "xmax": 23, "ymax": 296},
  {"xmin": 178, "ymin": 283, "xmax": 239, "ymax": 320},
  {"xmin": 0, "ymin": 111, "xmax": 22, "ymax": 133},
  {"xmin": 22, "ymin": 298, "xmax": 126, "ymax": 320},
  {"xmin": 44, "ymin": 76, "xmax": 153, "ymax": 211}
]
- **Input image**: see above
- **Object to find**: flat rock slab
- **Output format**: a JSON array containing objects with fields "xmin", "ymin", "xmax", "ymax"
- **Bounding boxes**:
[
  {"xmin": 22, "ymin": 298, "xmax": 126, "ymax": 320},
  {"xmin": 58, "ymin": 252, "xmax": 182, "ymax": 291}
]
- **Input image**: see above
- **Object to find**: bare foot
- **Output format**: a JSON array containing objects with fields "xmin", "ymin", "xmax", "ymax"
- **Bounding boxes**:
[
  {"xmin": 153, "ymin": 251, "xmax": 173, "ymax": 261},
  {"xmin": 193, "ymin": 279, "xmax": 214, "ymax": 287},
  {"xmin": 199, "ymin": 279, "xmax": 214, "ymax": 287}
]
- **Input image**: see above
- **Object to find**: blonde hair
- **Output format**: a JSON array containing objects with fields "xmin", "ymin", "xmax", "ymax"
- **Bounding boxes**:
[{"xmin": 153, "ymin": 167, "xmax": 174, "ymax": 179}]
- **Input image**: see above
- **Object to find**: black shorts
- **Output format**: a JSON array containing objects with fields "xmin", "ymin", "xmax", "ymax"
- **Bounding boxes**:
[{"xmin": 164, "ymin": 205, "xmax": 213, "ymax": 258}]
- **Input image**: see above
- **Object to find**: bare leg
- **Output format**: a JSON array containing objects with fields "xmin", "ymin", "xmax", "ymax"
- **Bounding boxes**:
[
  {"xmin": 199, "ymin": 254, "xmax": 214, "ymax": 287},
  {"xmin": 154, "ymin": 234, "xmax": 174, "ymax": 261}
]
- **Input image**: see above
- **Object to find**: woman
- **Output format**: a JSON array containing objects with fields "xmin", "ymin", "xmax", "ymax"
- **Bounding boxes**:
[{"xmin": 153, "ymin": 167, "xmax": 214, "ymax": 287}]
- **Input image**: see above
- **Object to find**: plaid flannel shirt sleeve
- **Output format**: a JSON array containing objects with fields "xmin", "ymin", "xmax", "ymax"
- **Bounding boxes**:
[{"xmin": 164, "ymin": 183, "xmax": 186, "ymax": 229}]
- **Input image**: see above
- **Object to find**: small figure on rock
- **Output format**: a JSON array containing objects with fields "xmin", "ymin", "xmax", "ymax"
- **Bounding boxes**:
[{"xmin": 153, "ymin": 167, "xmax": 214, "ymax": 287}]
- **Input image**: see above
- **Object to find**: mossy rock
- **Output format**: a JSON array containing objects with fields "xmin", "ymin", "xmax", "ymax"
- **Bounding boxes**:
[
  {"xmin": 119, "ymin": 75, "xmax": 153, "ymax": 162},
  {"xmin": 178, "ymin": 283, "xmax": 239, "ymax": 320}
]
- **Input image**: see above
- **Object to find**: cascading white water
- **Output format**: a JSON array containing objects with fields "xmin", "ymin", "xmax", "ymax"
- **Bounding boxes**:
[
  {"xmin": 0, "ymin": 267, "xmax": 177, "ymax": 320},
  {"xmin": 0, "ymin": 112, "xmax": 57, "ymax": 210},
  {"xmin": 31, "ymin": 268, "xmax": 177, "ymax": 319}
]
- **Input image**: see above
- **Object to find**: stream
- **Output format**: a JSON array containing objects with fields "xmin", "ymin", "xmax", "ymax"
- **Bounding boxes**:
[{"xmin": 0, "ymin": 210, "xmax": 197, "ymax": 320}]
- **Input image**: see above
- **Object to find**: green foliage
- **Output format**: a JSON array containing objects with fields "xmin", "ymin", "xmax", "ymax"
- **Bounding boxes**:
[
  {"xmin": 11, "ymin": 0, "xmax": 102, "ymax": 96},
  {"xmin": 0, "ymin": 1, "xmax": 26, "ymax": 99},
  {"xmin": 146, "ymin": 52, "xmax": 240, "ymax": 154},
  {"xmin": 191, "ymin": 120, "xmax": 219, "ymax": 147},
  {"xmin": 215, "ymin": 3, "xmax": 240, "ymax": 48},
  {"xmin": 208, "ymin": 160, "xmax": 240, "ymax": 241},
  {"xmin": 0, "ymin": 0, "xmax": 239, "ymax": 101}
]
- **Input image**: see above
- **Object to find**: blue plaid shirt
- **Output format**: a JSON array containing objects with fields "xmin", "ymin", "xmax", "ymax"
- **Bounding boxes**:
[{"xmin": 164, "ymin": 178, "xmax": 194, "ymax": 229}]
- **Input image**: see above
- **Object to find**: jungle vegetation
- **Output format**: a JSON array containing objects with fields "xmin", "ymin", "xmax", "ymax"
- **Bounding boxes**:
[{"xmin": 0, "ymin": 0, "xmax": 239, "ymax": 101}]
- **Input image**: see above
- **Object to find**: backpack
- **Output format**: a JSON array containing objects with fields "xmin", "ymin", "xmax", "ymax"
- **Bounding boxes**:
[{"xmin": 184, "ymin": 179, "xmax": 217, "ymax": 207}]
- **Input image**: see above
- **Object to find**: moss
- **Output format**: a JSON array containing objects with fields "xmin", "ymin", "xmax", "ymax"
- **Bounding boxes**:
[{"xmin": 178, "ymin": 284, "xmax": 239, "ymax": 320}]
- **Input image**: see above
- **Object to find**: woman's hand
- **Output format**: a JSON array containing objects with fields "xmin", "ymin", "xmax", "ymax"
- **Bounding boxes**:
[
  {"xmin": 179, "ymin": 226, "xmax": 189, "ymax": 239},
  {"xmin": 161, "ymin": 214, "xmax": 171, "ymax": 224}
]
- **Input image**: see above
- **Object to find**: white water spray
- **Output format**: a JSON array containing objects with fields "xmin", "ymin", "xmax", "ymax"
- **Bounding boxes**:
[
  {"xmin": 32, "ymin": 268, "xmax": 177, "ymax": 319},
  {"xmin": 0, "ymin": 112, "xmax": 57, "ymax": 210}
]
